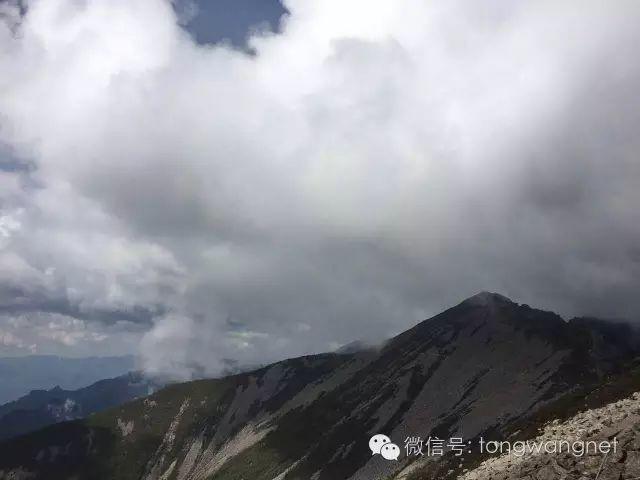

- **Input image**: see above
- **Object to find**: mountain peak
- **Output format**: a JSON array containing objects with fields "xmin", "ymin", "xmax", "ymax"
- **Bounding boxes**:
[
  {"xmin": 3, "ymin": 293, "xmax": 640, "ymax": 480},
  {"xmin": 462, "ymin": 291, "xmax": 514, "ymax": 307}
]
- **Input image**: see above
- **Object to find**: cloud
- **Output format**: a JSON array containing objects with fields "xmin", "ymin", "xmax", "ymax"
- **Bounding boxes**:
[
  {"xmin": 0, "ymin": 328, "xmax": 27, "ymax": 349},
  {"xmin": 0, "ymin": 0, "xmax": 639, "ymax": 375}
]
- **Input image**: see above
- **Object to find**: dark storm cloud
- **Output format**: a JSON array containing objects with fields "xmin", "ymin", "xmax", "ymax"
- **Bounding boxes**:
[
  {"xmin": 0, "ymin": 285, "xmax": 160, "ymax": 326},
  {"xmin": 0, "ymin": 0, "xmax": 639, "ymax": 376}
]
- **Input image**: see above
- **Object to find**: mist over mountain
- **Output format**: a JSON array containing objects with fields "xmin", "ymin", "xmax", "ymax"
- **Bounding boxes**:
[
  {"xmin": 1, "ymin": 293, "xmax": 639, "ymax": 480},
  {"xmin": 1, "ymin": 1, "xmax": 639, "ymax": 478}
]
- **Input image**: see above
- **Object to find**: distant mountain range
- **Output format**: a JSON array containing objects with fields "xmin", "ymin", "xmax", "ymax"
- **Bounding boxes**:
[
  {"xmin": 0, "ymin": 372, "xmax": 163, "ymax": 441},
  {"xmin": 0, "ymin": 355, "xmax": 136, "ymax": 404},
  {"xmin": 1, "ymin": 292, "xmax": 639, "ymax": 480}
]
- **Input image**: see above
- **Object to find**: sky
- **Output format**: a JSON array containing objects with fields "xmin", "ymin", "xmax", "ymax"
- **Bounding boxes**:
[
  {"xmin": 0, "ymin": 0, "xmax": 639, "ymax": 378},
  {"xmin": 173, "ymin": 0, "xmax": 286, "ymax": 47}
]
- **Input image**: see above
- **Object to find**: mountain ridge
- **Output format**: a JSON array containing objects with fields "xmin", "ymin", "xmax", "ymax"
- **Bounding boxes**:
[
  {"xmin": 1, "ymin": 292, "xmax": 638, "ymax": 480},
  {"xmin": 0, "ymin": 354, "xmax": 136, "ymax": 405},
  {"xmin": 0, "ymin": 371, "xmax": 163, "ymax": 441}
]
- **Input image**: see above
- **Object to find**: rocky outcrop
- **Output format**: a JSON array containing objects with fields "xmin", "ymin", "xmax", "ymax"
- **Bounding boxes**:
[{"xmin": 462, "ymin": 391, "xmax": 640, "ymax": 480}]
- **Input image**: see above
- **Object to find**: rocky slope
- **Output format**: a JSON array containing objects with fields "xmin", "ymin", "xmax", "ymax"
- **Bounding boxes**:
[
  {"xmin": 460, "ymin": 390, "xmax": 640, "ymax": 480},
  {"xmin": 0, "ymin": 292, "xmax": 638, "ymax": 480}
]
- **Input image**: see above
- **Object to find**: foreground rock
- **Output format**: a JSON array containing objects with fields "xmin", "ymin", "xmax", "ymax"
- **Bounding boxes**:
[{"xmin": 462, "ymin": 391, "xmax": 640, "ymax": 480}]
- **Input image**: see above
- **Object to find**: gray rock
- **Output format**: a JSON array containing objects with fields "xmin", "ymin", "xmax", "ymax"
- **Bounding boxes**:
[{"xmin": 624, "ymin": 450, "xmax": 640, "ymax": 478}]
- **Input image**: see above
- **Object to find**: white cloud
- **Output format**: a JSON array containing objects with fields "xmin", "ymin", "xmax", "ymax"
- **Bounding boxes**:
[
  {"xmin": 0, "ymin": 0, "xmax": 639, "ymax": 373},
  {"xmin": 0, "ymin": 328, "xmax": 25, "ymax": 348}
]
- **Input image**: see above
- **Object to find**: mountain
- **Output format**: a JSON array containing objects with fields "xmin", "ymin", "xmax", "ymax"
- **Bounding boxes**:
[
  {"xmin": 0, "ymin": 292, "xmax": 639, "ymax": 480},
  {"xmin": 0, "ymin": 355, "xmax": 136, "ymax": 404},
  {"xmin": 0, "ymin": 372, "xmax": 163, "ymax": 442}
]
